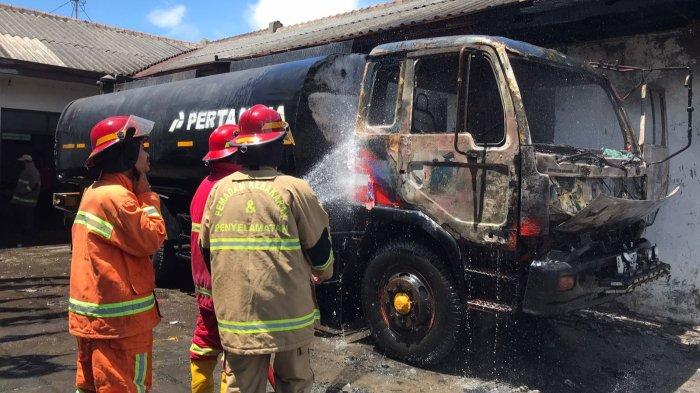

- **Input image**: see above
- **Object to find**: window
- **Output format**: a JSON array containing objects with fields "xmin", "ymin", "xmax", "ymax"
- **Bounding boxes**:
[
  {"xmin": 1, "ymin": 108, "xmax": 60, "ymax": 136},
  {"xmin": 510, "ymin": 58, "xmax": 624, "ymax": 150},
  {"xmin": 411, "ymin": 55, "xmax": 459, "ymax": 134},
  {"xmin": 366, "ymin": 60, "xmax": 400, "ymax": 126},
  {"xmin": 0, "ymin": 108, "xmax": 61, "ymax": 189},
  {"xmin": 410, "ymin": 52, "xmax": 505, "ymax": 145},
  {"xmin": 464, "ymin": 54, "xmax": 505, "ymax": 145}
]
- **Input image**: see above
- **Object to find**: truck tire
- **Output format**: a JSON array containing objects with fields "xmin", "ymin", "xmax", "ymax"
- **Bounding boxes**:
[
  {"xmin": 152, "ymin": 240, "xmax": 178, "ymax": 288},
  {"xmin": 361, "ymin": 241, "xmax": 466, "ymax": 366}
]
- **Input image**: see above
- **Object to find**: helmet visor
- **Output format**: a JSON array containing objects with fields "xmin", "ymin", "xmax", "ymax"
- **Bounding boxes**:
[{"xmin": 123, "ymin": 115, "xmax": 155, "ymax": 138}]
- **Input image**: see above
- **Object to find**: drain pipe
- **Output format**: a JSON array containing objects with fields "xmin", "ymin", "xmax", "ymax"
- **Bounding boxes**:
[{"xmin": 651, "ymin": 67, "xmax": 693, "ymax": 165}]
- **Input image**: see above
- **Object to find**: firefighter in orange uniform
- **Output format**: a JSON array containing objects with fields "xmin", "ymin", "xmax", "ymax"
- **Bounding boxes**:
[
  {"xmin": 200, "ymin": 105, "xmax": 334, "ymax": 393},
  {"xmin": 68, "ymin": 115, "xmax": 166, "ymax": 393}
]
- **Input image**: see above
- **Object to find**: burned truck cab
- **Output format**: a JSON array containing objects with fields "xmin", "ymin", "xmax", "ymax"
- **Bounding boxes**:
[
  {"xmin": 353, "ymin": 35, "xmax": 686, "ymax": 364},
  {"xmin": 507, "ymin": 40, "xmax": 677, "ymax": 316}
]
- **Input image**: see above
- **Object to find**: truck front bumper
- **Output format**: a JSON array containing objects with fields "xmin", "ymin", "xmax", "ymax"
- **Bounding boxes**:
[{"xmin": 522, "ymin": 240, "xmax": 670, "ymax": 316}]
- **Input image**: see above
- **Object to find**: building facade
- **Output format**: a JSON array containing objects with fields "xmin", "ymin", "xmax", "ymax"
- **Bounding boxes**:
[
  {"xmin": 0, "ymin": 4, "xmax": 194, "ymax": 238},
  {"xmin": 561, "ymin": 25, "xmax": 700, "ymax": 323}
]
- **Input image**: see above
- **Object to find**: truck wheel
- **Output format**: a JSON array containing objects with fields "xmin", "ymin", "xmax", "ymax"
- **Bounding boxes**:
[
  {"xmin": 152, "ymin": 240, "xmax": 177, "ymax": 288},
  {"xmin": 361, "ymin": 241, "xmax": 465, "ymax": 366}
]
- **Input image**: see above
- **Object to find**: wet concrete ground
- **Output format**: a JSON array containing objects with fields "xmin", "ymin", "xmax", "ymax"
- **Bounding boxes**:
[{"xmin": 0, "ymin": 245, "xmax": 698, "ymax": 392}]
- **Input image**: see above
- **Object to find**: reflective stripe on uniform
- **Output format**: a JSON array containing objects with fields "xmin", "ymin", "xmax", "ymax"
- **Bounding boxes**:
[
  {"xmin": 143, "ymin": 206, "xmax": 160, "ymax": 217},
  {"xmin": 315, "ymin": 252, "xmax": 334, "ymax": 271},
  {"xmin": 68, "ymin": 294, "xmax": 155, "ymax": 318},
  {"xmin": 189, "ymin": 343, "xmax": 220, "ymax": 357},
  {"xmin": 218, "ymin": 309, "xmax": 320, "ymax": 334},
  {"xmin": 11, "ymin": 195, "xmax": 37, "ymax": 204},
  {"xmin": 191, "ymin": 222, "xmax": 201, "ymax": 233},
  {"xmin": 133, "ymin": 352, "xmax": 147, "ymax": 393},
  {"xmin": 209, "ymin": 237, "xmax": 301, "ymax": 251},
  {"xmin": 74, "ymin": 211, "xmax": 114, "ymax": 239},
  {"xmin": 195, "ymin": 286, "xmax": 212, "ymax": 297}
]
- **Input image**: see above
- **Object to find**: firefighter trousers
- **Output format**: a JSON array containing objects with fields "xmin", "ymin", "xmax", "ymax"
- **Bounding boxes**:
[
  {"xmin": 190, "ymin": 307, "xmax": 226, "ymax": 393},
  {"xmin": 223, "ymin": 346, "xmax": 312, "ymax": 393},
  {"xmin": 75, "ymin": 331, "xmax": 153, "ymax": 393}
]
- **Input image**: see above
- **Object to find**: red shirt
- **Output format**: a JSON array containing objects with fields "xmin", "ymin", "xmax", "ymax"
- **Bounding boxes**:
[{"xmin": 190, "ymin": 163, "xmax": 239, "ymax": 310}]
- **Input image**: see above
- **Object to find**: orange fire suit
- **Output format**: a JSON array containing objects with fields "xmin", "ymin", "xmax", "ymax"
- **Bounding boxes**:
[{"xmin": 69, "ymin": 172, "xmax": 166, "ymax": 393}]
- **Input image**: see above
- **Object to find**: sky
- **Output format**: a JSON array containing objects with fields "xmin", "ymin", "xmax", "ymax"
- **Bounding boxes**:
[{"xmin": 6, "ymin": 0, "xmax": 387, "ymax": 42}]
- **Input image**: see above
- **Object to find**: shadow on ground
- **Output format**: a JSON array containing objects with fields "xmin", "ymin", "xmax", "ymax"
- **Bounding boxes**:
[
  {"xmin": 0, "ymin": 354, "xmax": 72, "ymax": 379},
  {"xmin": 0, "ymin": 276, "xmax": 68, "ymax": 291}
]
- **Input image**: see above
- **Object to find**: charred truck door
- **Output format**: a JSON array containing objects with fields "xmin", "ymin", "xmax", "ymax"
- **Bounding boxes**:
[
  {"xmin": 354, "ymin": 42, "xmax": 522, "ymax": 365},
  {"xmin": 397, "ymin": 45, "xmax": 519, "ymax": 246},
  {"xmin": 397, "ymin": 45, "xmax": 522, "ymax": 315}
]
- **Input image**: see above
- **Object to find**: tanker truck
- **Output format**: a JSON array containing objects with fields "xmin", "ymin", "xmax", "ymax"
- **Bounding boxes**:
[{"xmin": 54, "ymin": 35, "xmax": 692, "ymax": 366}]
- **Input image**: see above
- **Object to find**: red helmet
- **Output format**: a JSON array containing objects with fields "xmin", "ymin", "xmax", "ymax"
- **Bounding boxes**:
[
  {"xmin": 86, "ymin": 115, "xmax": 154, "ymax": 167},
  {"xmin": 230, "ymin": 104, "xmax": 287, "ymax": 147},
  {"xmin": 203, "ymin": 124, "xmax": 239, "ymax": 162}
]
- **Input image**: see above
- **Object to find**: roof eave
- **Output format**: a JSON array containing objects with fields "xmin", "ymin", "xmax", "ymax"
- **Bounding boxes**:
[{"xmin": 0, "ymin": 57, "xmax": 104, "ymax": 85}]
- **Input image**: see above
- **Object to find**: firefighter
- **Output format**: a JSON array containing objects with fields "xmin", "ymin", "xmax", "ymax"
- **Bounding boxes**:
[
  {"xmin": 200, "ymin": 105, "xmax": 334, "ymax": 393},
  {"xmin": 10, "ymin": 154, "xmax": 40, "ymax": 247},
  {"xmin": 190, "ymin": 125, "xmax": 277, "ymax": 393},
  {"xmin": 69, "ymin": 115, "xmax": 166, "ymax": 393},
  {"xmin": 189, "ymin": 124, "xmax": 241, "ymax": 393}
]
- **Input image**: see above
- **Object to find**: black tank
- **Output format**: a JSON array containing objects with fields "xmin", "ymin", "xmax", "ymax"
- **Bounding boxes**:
[{"xmin": 55, "ymin": 54, "xmax": 366, "ymax": 198}]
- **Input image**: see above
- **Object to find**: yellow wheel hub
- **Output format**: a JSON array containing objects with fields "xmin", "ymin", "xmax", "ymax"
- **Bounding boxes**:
[{"xmin": 393, "ymin": 292, "xmax": 412, "ymax": 315}]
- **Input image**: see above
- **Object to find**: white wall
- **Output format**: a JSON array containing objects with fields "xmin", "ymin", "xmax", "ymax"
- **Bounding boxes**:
[
  {"xmin": 0, "ymin": 74, "xmax": 98, "ymax": 113},
  {"xmin": 559, "ymin": 23, "xmax": 700, "ymax": 324}
]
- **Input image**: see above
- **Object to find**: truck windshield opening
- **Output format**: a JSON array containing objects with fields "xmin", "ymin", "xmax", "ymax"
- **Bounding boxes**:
[{"xmin": 510, "ymin": 58, "xmax": 625, "ymax": 151}]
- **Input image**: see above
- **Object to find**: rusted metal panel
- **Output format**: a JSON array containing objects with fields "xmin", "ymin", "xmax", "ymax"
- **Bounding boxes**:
[
  {"xmin": 556, "ymin": 186, "xmax": 679, "ymax": 232},
  {"xmin": 371, "ymin": 36, "xmax": 591, "ymax": 72}
]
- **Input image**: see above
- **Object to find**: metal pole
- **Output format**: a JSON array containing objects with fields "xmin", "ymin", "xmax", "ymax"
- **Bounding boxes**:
[
  {"xmin": 71, "ymin": 0, "xmax": 79, "ymax": 19},
  {"xmin": 0, "ymin": 78, "xmax": 4, "ymax": 188}
]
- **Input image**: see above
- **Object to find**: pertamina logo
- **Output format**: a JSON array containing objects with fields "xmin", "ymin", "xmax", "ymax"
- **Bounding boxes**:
[{"xmin": 168, "ymin": 106, "xmax": 286, "ymax": 132}]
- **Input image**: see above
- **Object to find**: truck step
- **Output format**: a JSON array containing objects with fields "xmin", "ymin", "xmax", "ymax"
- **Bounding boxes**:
[
  {"xmin": 467, "ymin": 298, "xmax": 514, "ymax": 313},
  {"xmin": 466, "ymin": 267, "xmax": 518, "ymax": 282}
]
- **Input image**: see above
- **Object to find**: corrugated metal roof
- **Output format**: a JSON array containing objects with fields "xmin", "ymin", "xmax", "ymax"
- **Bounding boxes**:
[
  {"xmin": 138, "ymin": 0, "xmax": 521, "ymax": 76},
  {"xmin": 0, "ymin": 3, "xmax": 197, "ymax": 75},
  {"xmin": 0, "ymin": 34, "xmax": 65, "ymax": 66}
]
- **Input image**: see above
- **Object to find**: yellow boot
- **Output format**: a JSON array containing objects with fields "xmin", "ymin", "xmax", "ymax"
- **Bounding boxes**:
[
  {"xmin": 220, "ymin": 362, "xmax": 240, "ymax": 393},
  {"xmin": 191, "ymin": 358, "xmax": 218, "ymax": 393}
]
